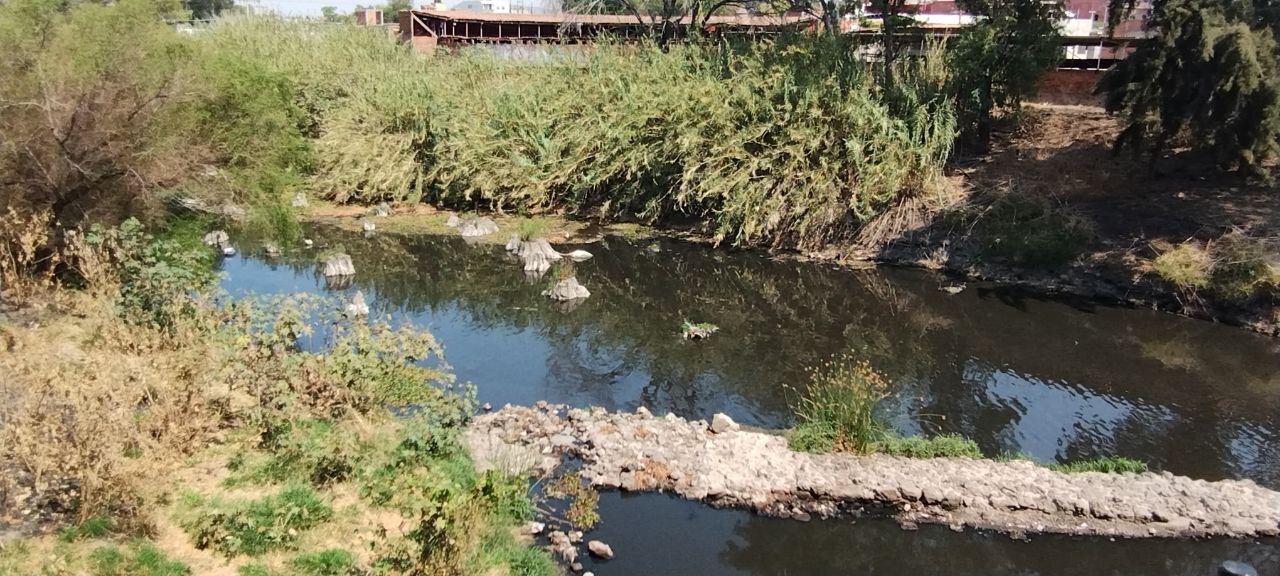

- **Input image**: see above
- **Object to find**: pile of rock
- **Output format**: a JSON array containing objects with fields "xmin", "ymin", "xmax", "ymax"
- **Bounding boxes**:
[{"xmin": 466, "ymin": 404, "xmax": 1280, "ymax": 540}]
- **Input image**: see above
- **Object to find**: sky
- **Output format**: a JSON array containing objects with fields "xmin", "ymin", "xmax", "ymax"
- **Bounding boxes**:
[{"xmin": 243, "ymin": 0, "xmax": 380, "ymax": 16}]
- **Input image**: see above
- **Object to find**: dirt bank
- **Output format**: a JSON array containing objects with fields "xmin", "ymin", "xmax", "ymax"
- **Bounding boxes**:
[{"xmin": 467, "ymin": 404, "xmax": 1280, "ymax": 540}]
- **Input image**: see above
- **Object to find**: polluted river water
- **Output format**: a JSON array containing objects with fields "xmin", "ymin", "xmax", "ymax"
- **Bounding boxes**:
[{"xmin": 219, "ymin": 224, "xmax": 1280, "ymax": 575}]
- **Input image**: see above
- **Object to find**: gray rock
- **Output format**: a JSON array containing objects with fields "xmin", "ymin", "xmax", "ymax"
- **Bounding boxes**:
[
  {"xmin": 344, "ymin": 291, "xmax": 369, "ymax": 317},
  {"xmin": 202, "ymin": 230, "xmax": 230, "ymax": 248},
  {"xmin": 565, "ymin": 249, "xmax": 593, "ymax": 261},
  {"xmin": 458, "ymin": 217, "xmax": 499, "ymax": 237},
  {"xmin": 444, "ymin": 213, "xmax": 460, "ymax": 228},
  {"xmin": 543, "ymin": 277, "xmax": 590, "ymax": 301},
  {"xmin": 525, "ymin": 521, "xmax": 545, "ymax": 535},
  {"xmin": 372, "ymin": 202, "xmax": 391, "ymax": 217},
  {"xmin": 1219, "ymin": 561, "xmax": 1258, "ymax": 576},
  {"xmin": 362, "ymin": 220, "xmax": 376, "ymax": 233},
  {"xmin": 320, "ymin": 253, "xmax": 355, "ymax": 277},
  {"xmin": 291, "ymin": 192, "xmax": 308, "ymax": 208},
  {"xmin": 587, "ymin": 540, "xmax": 613, "ymax": 560},
  {"xmin": 709, "ymin": 413, "xmax": 739, "ymax": 434}
]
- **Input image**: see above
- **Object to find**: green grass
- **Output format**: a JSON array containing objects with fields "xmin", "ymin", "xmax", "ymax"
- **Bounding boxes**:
[
  {"xmin": 874, "ymin": 432, "xmax": 983, "ymax": 458},
  {"xmin": 177, "ymin": 485, "xmax": 333, "ymax": 557},
  {"xmin": 59, "ymin": 515, "xmax": 114, "ymax": 542},
  {"xmin": 89, "ymin": 540, "xmax": 190, "ymax": 576},
  {"xmin": 974, "ymin": 192, "xmax": 1095, "ymax": 269},
  {"xmin": 788, "ymin": 356, "xmax": 891, "ymax": 454},
  {"xmin": 288, "ymin": 548, "xmax": 357, "ymax": 576},
  {"xmin": 1153, "ymin": 242, "xmax": 1211, "ymax": 290},
  {"xmin": 1051, "ymin": 456, "xmax": 1148, "ymax": 474}
]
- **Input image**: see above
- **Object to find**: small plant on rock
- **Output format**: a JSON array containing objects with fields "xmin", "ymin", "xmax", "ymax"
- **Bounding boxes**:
[{"xmin": 788, "ymin": 356, "xmax": 890, "ymax": 454}]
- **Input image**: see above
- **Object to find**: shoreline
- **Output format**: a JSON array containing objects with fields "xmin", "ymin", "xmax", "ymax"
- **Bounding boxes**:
[
  {"xmin": 302, "ymin": 205, "xmax": 1280, "ymax": 338},
  {"xmin": 466, "ymin": 404, "xmax": 1280, "ymax": 540}
]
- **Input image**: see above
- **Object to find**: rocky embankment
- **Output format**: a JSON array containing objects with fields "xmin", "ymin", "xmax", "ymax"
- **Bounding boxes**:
[{"xmin": 466, "ymin": 404, "xmax": 1280, "ymax": 540}]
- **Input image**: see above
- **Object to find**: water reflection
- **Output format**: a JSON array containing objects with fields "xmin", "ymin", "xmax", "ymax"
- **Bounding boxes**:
[
  {"xmin": 219, "ymin": 225, "xmax": 1280, "ymax": 488},
  {"xmin": 579, "ymin": 492, "xmax": 1280, "ymax": 576}
]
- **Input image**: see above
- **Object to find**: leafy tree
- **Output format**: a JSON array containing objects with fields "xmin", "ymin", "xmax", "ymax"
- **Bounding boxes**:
[
  {"xmin": 320, "ymin": 5, "xmax": 346, "ymax": 21},
  {"xmin": 1096, "ymin": 0, "xmax": 1280, "ymax": 175},
  {"xmin": 948, "ymin": 0, "xmax": 1062, "ymax": 143},
  {"xmin": 185, "ymin": 0, "xmax": 234, "ymax": 19}
]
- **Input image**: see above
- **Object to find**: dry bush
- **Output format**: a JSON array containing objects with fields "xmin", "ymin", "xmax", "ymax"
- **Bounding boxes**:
[{"xmin": 0, "ymin": 290, "xmax": 224, "ymax": 532}]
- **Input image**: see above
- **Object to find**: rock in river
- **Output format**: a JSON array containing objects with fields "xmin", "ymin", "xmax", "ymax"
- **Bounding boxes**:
[
  {"xmin": 321, "ymin": 253, "xmax": 355, "ymax": 277},
  {"xmin": 587, "ymin": 540, "xmax": 614, "ymax": 560},
  {"xmin": 543, "ymin": 277, "xmax": 590, "ymax": 301}
]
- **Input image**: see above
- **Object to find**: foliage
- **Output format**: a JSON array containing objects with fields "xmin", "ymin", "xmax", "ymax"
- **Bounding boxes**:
[
  {"xmin": 177, "ymin": 485, "xmax": 334, "ymax": 557},
  {"xmin": 88, "ymin": 218, "xmax": 218, "ymax": 329},
  {"xmin": 0, "ymin": 0, "xmax": 203, "ymax": 227},
  {"xmin": 89, "ymin": 540, "xmax": 191, "ymax": 576},
  {"xmin": 970, "ymin": 190, "xmax": 1095, "ymax": 269},
  {"xmin": 949, "ymin": 0, "xmax": 1062, "ymax": 142},
  {"xmin": 60, "ymin": 515, "xmax": 115, "ymax": 542},
  {"xmin": 547, "ymin": 471, "xmax": 601, "ymax": 530},
  {"xmin": 1096, "ymin": 0, "xmax": 1280, "ymax": 175},
  {"xmin": 788, "ymin": 355, "xmax": 890, "ymax": 453},
  {"xmin": 1151, "ymin": 234, "xmax": 1279, "ymax": 299},
  {"xmin": 306, "ymin": 34, "xmax": 954, "ymax": 249},
  {"xmin": 1051, "ymin": 456, "xmax": 1149, "ymax": 474}
]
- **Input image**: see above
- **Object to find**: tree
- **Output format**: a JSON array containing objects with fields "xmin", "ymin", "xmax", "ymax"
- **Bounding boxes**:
[
  {"xmin": 1096, "ymin": 0, "xmax": 1280, "ymax": 175},
  {"xmin": 948, "ymin": 0, "xmax": 1062, "ymax": 143},
  {"xmin": 185, "ymin": 0, "xmax": 234, "ymax": 19},
  {"xmin": 320, "ymin": 6, "xmax": 345, "ymax": 22}
]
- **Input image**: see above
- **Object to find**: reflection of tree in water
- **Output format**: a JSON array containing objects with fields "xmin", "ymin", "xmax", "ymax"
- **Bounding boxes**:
[
  {"xmin": 719, "ymin": 515, "xmax": 1280, "ymax": 576},
  {"xmin": 226, "ymin": 223, "xmax": 1280, "ymax": 486}
]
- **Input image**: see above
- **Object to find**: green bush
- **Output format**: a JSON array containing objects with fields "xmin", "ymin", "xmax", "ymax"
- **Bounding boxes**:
[
  {"xmin": 178, "ymin": 485, "xmax": 333, "ymax": 557},
  {"xmin": 229, "ymin": 418, "xmax": 373, "ymax": 487},
  {"xmin": 85, "ymin": 218, "xmax": 217, "ymax": 329},
  {"xmin": 89, "ymin": 540, "xmax": 190, "ymax": 576},
  {"xmin": 59, "ymin": 514, "xmax": 114, "ymax": 542},
  {"xmin": 974, "ymin": 192, "xmax": 1095, "ymax": 269},
  {"xmin": 1153, "ymin": 242, "xmax": 1212, "ymax": 290}
]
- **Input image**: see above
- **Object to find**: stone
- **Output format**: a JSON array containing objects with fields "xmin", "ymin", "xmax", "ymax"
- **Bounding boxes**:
[
  {"xmin": 445, "ymin": 213, "xmax": 460, "ymax": 227},
  {"xmin": 458, "ymin": 217, "xmax": 499, "ymax": 237},
  {"xmin": 567, "ymin": 530, "xmax": 583, "ymax": 543},
  {"xmin": 344, "ymin": 291, "xmax": 370, "ymax": 317},
  {"xmin": 505, "ymin": 234, "xmax": 521, "ymax": 252},
  {"xmin": 263, "ymin": 243, "xmax": 280, "ymax": 256},
  {"xmin": 570, "ymin": 563, "xmax": 583, "ymax": 572},
  {"xmin": 518, "ymin": 238, "xmax": 563, "ymax": 273},
  {"xmin": 303, "ymin": 238, "xmax": 314, "ymax": 248},
  {"xmin": 709, "ymin": 413, "xmax": 739, "ymax": 434},
  {"xmin": 525, "ymin": 521, "xmax": 545, "ymax": 535},
  {"xmin": 587, "ymin": 540, "xmax": 613, "ymax": 560},
  {"xmin": 320, "ymin": 253, "xmax": 356, "ymax": 277},
  {"xmin": 1218, "ymin": 561, "xmax": 1258, "ymax": 576},
  {"xmin": 362, "ymin": 220, "xmax": 376, "ymax": 233},
  {"xmin": 291, "ymin": 192, "xmax": 308, "ymax": 207},
  {"xmin": 372, "ymin": 202, "xmax": 391, "ymax": 217},
  {"xmin": 543, "ymin": 277, "xmax": 590, "ymax": 301},
  {"xmin": 202, "ymin": 230, "xmax": 230, "ymax": 248},
  {"xmin": 566, "ymin": 249, "xmax": 593, "ymax": 261}
]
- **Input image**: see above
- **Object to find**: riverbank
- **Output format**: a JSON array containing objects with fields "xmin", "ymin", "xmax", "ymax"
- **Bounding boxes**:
[{"xmin": 467, "ymin": 404, "xmax": 1280, "ymax": 540}]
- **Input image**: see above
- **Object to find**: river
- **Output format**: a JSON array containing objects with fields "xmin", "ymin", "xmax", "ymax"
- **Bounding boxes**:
[{"xmin": 219, "ymin": 224, "xmax": 1280, "ymax": 575}]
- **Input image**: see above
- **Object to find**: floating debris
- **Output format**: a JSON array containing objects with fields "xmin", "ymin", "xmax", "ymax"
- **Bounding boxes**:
[
  {"xmin": 344, "ymin": 290, "xmax": 369, "ymax": 317},
  {"xmin": 543, "ymin": 277, "xmax": 590, "ymax": 301},
  {"xmin": 303, "ymin": 238, "xmax": 314, "ymax": 248},
  {"xmin": 221, "ymin": 245, "xmax": 236, "ymax": 257},
  {"xmin": 565, "ymin": 249, "xmax": 593, "ymax": 261},
  {"xmin": 681, "ymin": 320, "xmax": 719, "ymax": 340},
  {"xmin": 320, "ymin": 253, "xmax": 356, "ymax": 277}
]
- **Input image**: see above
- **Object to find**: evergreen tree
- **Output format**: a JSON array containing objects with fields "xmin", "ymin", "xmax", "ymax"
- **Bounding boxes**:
[{"xmin": 1097, "ymin": 0, "xmax": 1280, "ymax": 175}]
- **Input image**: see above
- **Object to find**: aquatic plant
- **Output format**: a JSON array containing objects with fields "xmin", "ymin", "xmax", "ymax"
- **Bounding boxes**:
[{"xmin": 788, "ymin": 356, "xmax": 891, "ymax": 454}]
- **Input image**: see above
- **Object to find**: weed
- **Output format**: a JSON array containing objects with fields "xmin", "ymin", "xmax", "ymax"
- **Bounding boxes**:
[
  {"xmin": 515, "ymin": 218, "xmax": 549, "ymax": 241},
  {"xmin": 1051, "ymin": 456, "xmax": 1148, "ymax": 474},
  {"xmin": 1153, "ymin": 242, "xmax": 1211, "ymax": 290},
  {"xmin": 89, "ymin": 540, "xmax": 190, "ymax": 576},
  {"xmin": 788, "ymin": 356, "xmax": 890, "ymax": 454},
  {"xmin": 177, "ymin": 485, "xmax": 333, "ymax": 557},
  {"xmin": 59, "ymin": 515, "xmax": 115, "ymax": 542},
  {"xmin": 288, "ymin": 548, "xmax": 357, "ymax": 576},
  {"xmin": 547, "ymin": 471, "xmax": 600, "ymax": 530},
  {"xmin": 1208, "ymin": 233, "xmax": 1280, "ymax": 300}
]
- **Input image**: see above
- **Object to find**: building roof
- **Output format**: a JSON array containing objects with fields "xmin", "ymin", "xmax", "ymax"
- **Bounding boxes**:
[{"xmin": 407, "ymin": 8, "xmax": 812, "ymax": 27}]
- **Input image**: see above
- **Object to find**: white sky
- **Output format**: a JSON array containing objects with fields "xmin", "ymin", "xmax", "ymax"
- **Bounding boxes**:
[{"xmin": 243, "ymin": 0, "xmax": 396, "ymax": 16}]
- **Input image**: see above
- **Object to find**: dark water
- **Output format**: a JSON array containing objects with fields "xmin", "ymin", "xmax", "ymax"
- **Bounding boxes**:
[{"xmin": 219, "ymin": 225, "xmax": 1280, "ymax": 575}]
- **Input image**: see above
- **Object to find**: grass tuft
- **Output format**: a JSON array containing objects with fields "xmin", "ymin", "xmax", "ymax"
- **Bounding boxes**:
[
  {"xmin": 89, "ymin": 540, "xmax": 190, "ymax": 576},
  {"xmin": 1153, "ymin": 242, "xmax": 1212, "ymax": 290},
  {"xmin": 177, "ymin": 485, "xmax": 333, "ymax": 557},
  {"xmin": 1051, "ymin": 456, "xmax": 1148, "ymax": 474}
]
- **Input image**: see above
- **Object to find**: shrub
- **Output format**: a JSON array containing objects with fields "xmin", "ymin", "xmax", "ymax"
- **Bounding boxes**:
[
  {"xmin": 1153, "ymin": 242, "xmax": 1212, "ymax": 290},
  {"xmin": 1051, "ymin": 456, "xmax": 1148, "ymax": 474},
  {"xmin": 178, "ymin": 485, "xmax": 333, "ymax": 557},
  {"xmin": 228, "ymin": 418, "xmax": 374, "ymax": 487},
  {"xmin": 1208, "ymin": 233, "xmax": 1280, "ymax": 299},
  {"xmin": 89, "ymin": 540, "xmax": 190, "ymax": 576},
  {"xmin": 789, "ymin": 356, "xmax": 890, "ymax": 454}
]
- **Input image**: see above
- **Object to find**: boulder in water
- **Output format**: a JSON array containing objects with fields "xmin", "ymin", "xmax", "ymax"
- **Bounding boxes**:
[
  {"xmin": 518, "ymin": 238, "xmax": 562, "ymax": 273},
  {"xmin": 320, "ymin": 253, "xmax": 356, "ymax": 277},
  {"xmin": 458, "ymin": 217, "xmax": 499, "ymax": 237},
  {"xmin": 543, "ymin": 277, "xmax": 590, "ymax": 301},
  {"xmin": 344, "ymin": 290, "xmax": 370, "ymax": 317},
  {"xmin": 565, "ymin": 249, "xmax": 593, "ymax": 261},
  {"xmin": 587, "ymin": 540, "xmax": 614, "ymax": 560}
]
